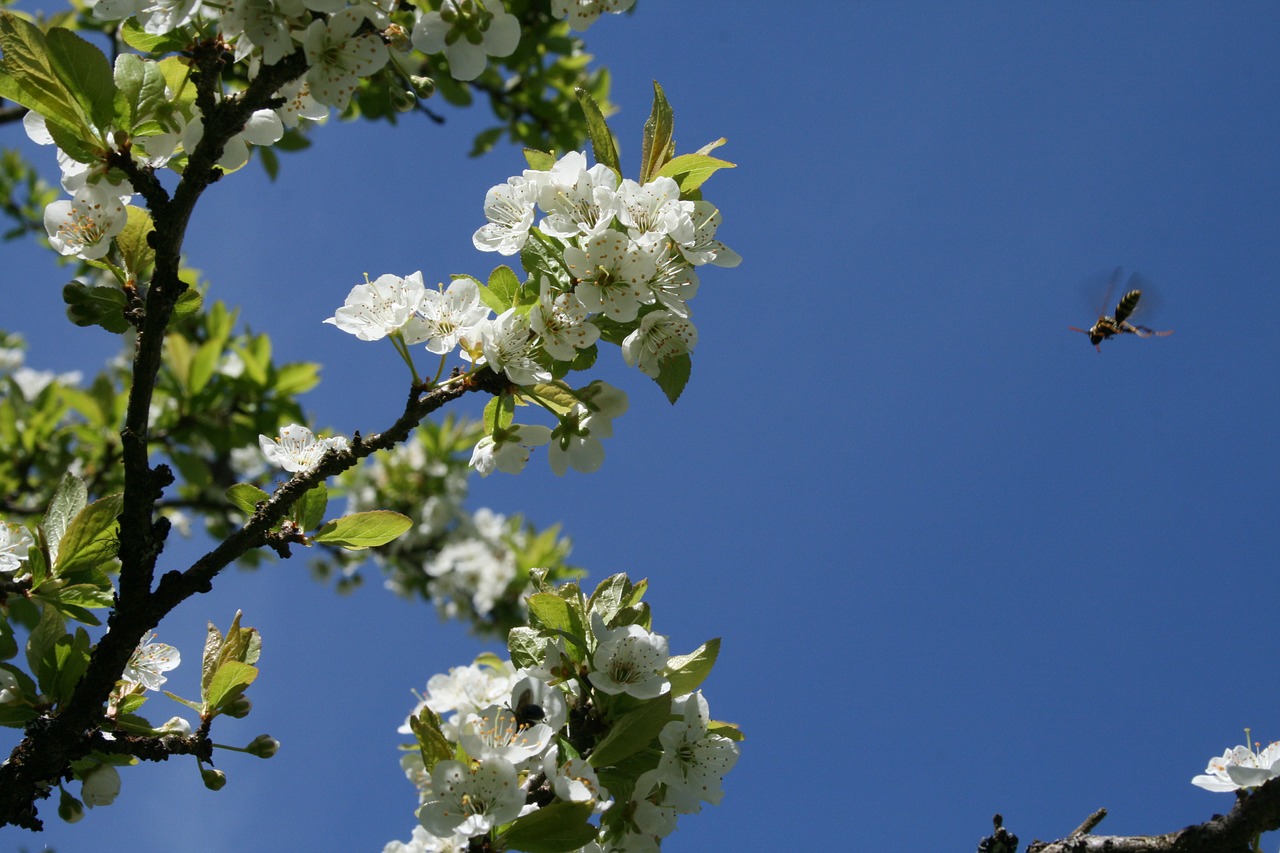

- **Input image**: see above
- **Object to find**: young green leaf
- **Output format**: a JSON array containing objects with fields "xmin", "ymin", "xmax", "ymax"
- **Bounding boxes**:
[
  {"xmin": 501, "ymin": 801, "xmax": 598, "ymax": 853},
  {"xmin": 203, "ymin": 659, "xmax": 258, "ymax": 714},
  {"xmin": 666, "ymin": 638, "xmax": 720, "ymax": 697},
  {"xmin": 409, "ymin": 707, "xmax": 452, "ymax": 775},
  {"xmin": 486, "ymin": 265, "xmax": 523, "ymax": 312},
  {"xmin": 293, "ymin": 483, "xmax": 328, "ymax": 532},
  {"xmin": 575, "ymin": 87, "xmax": 621, "ymax": 177},
  {"xmin": 313, "ymin": 511, "xmax": 412, "ymax": 550},
  {"xmin": 63, "ymin": 281, "xmax": 130, "ymax": 333},
  {"xmin": 654, "ymin": 352, "xmax": 691, "ymax": 405},
  {"xmin": 226, "ymin": 483, "xmax": 269, "ymax": 516},
  {"xmin": 0, "ymin": 13, "xmax": 84, "ymax": 132},
  {"xmin": 638, "ymin": 81, "xmax": 675, "ymax": 185},
  {"xmin": 114, "ymin": 206, "xmax": 155, "ymax": 279},
  {"xmin": 53, "ymin": 493, "xmax": 122, "ymax": 575},
  {"xmin": 655, "ymin": 152, "xmax": 736, "ymax": 195},
  {"xmin": 588, "ymin": 695, "xmax": 674, "ymax": 768},
  {"xmin": 45, "ymin": 26, "xmax": 116, "ymax": 132},
  {"xmin": 41, "ymin": 473, "xmax": 87, "ymax": 567},
  {"xmin": 523, "ymin": 148, "xmax": 555, "ymax": 170}
]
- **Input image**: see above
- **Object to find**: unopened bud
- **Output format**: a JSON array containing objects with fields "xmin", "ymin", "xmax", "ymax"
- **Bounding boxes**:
[
  {"xmin": 410, "ymin": 76, "xmax": 436, "ymax": 98},
  {"xmin": 222, "ymin": 695, "xmax": 252, "ymax": 718},
  {"xmin": 201, "ymin": 767, "xmax": 227, "ymax": 790},
  {"xmin": 246, "ymin": 734, "xmax": 279, "ymax": 759},
  {"xmin": 58, "ymin": 788, "xmax": 84, "ymax": 823},
  {"xmin": 390, "ymin": 89, "xmax": 417, "ymax": 113}
]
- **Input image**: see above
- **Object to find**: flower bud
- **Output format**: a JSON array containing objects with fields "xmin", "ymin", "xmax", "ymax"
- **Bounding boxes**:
[
  {"xmin": 246, "ymin": 734, "xmax": 279, "ymax": 759},
  {"xmin": 201, "ymin": 767, "xmax": 227, "ymax": 790},
  {"xmin": 390, "ymin": 89, "xmax": 418, "ymax": 113},
  {"xmin": 80, "ymin": 764, "xmax": 121, "ymax": 807},
  {"xmin": 222, "ymin": 695, "xmax": 252, "ymax": 718},
  {"xmin": 410, "ymin": 76, "xmax": 436, "ymax": 98},
  {"xmin": 58, "ymin": 788, "xmax": 84, "ymax": 823}
]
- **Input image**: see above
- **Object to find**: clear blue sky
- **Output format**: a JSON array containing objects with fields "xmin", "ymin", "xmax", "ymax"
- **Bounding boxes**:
[{"xmin": 4, "ymin": 2, "xmax": 1280, "ymax": 850}]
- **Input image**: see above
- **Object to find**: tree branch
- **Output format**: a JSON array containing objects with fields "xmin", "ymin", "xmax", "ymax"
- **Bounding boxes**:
[{"xmin": 985, "ymin": 779, "xmax": 1280, "ymax": 853}]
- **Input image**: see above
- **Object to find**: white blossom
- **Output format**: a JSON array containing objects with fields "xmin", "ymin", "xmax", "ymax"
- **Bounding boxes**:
[
  {"xmin": 259, "ymin": 424, "xmax": 350, "ymax": 473},
  {"xmin": 473, "ymin": 177, "xmax": 537, "ymax": 255},
  {"xmin": 1193, "ymin": 740, "xmax": 1280, "ymax": 792},
  {"xmin": 80, "ymin": 764, "xmax": 121, "ymax": 808},
  {"xmin": 304, "ymin": 9, "xmax": 389, "ymax": 109},
  {"xmin": 655, "ymin": 691, "xmax": 739, "ymax": 812},
  {"xmin": 417, "ymin": 756, "xmax": 525, "ymax": 837},
  {"xmin": 469, "ymin": 424, "xmax": 552, "ymax": 477},
  {"xmin": 678, "ymin": 200, "xmax": 741, "ymax": 268},
  {"xmin": 122, "ymin": 633, "xmax": 181, "ymax": 691},
  {"xmin": 564, "ymin": 231, "xmax": 656, "ymax": 322},
  {"xmin": 588, "ymin": 613, "xmax": 669, "ymax": 699},
  {"xmin": 621, "ymin": 310, "xmax": 696, "ymax": 378},
  {"xmin": 478, "ymin": 309, "xmax": 551, "ymax": 386},
  {"xmin": 325, "ymin": 273, "xmax": 426, "ymax": 341},
  {"xmin": 530, "ymin": 277, "xmax": 599, "ymax": 361},
  {"xmin": 550, "ymin": 0, "xmax": 635, "ymax": 32},
  {"xmin": 459, "ymin": 705, "xmax": 554, "ymax": 765},
  {"xmin": 412, "ymin": 1, "xmax": 520, "ymax": 82},
  {"xmin": 44, "ymin": 185, "xmax": 128, "ymax": 261},
  {"xmin": 534, "ymin": 152, "xmax": 620, "ymax": 240},
  {"xmin": 403, "ymin": 279, "xmax": 491, "ymax": 355},
  {"xmin": 616, "ymin": 177, "xmax": 694, "ymax": 248}
]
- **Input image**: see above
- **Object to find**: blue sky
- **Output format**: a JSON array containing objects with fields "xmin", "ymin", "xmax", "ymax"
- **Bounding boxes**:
[{"xmin": 4, "ymin": 2, "xmax": 1280, "ymax": 850}]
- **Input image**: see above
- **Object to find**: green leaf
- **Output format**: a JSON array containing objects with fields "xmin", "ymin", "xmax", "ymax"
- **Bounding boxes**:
[
  {"xmin": 118, "ymin": 19, "xmax": 191, "ymax": 54},
  {"xmin": 53, "ymin": 493, "xmax": 122, "ymax": 574},
  {"xmin": 409, "ymin": 706, "xmax": 452, "ymax": 775},
  {"xmin": 293, "ymin": 483, "xmax": 327, "ymax": 532},
  {"xmin": 483, "ymin": 394, "xmax": 514, "ymax": 435},
  {"xmin": 588, "ymin": 695, "xmax": 674, "ymax": 768},
  {"xmin": 204, "ymin": 659, "xmax": 257, "ymax": 713},
  {"xmin": 114, "ymin": 206, "xmax": 155, "ymax": 279},
  {"xmin": 666, "ymin": 637, "xmax": 719, "ymax": 697},
  {"xmin": 313, "ymin": 511, "xmax": 412, "ymax": 550},
  {"xmin": 527, "ymin": 382, "xmax": 579, "ymax": 416},
  {"xmin": 42, "ymin": 472, "xmax": 86, "ymax": 567},
  {"xmin": 226, "ymin": 483, "xmax": 269, "ymax": 516},
  {"xmin": 273, "ymin": 362, "xmax": 320, "ymax": 396},
  {"xmin": 0, "ymin": 13, "xmax": 84, "ymax": 131},
  {"xmin": 485, "ymin": 265, "xmax": 522, "ymax": 312},
  {"xmin": 507, "ymin": 626, "xmax": 544, "ymax": 670},
  {"xmin": 655, "ymin": 151, "xmax": 735, "ymax": 194},
  {"xmin": 48, "ymin": 628, "xmax": 91, "ymax": 707},
  {"xmin": 0, "ymin": 617, "xmax": 16, "ymax": 661},
  {"xmin": 25, "ymin": 606, "xmax": 65, "ymax": 690},
  {"xmin": 587, "ymin": 573, "xmax": 630, "ymax": 623},
  {"xmin": 523, "ymin": 148, "xmax": 555, "ymax": 170},
  {"xmin": 188, "ymin": 338, "xmax": 221, "ymax": 396},
  {"xmin": 527, "ymin": 592, "xmax": 573, "ymax": 633},
  {"xmin": 654, "ymin": 352, "xmax": 691, "ymax": 405},
  {"xmin": 45, "ymin": 26, "xmax": 116, "ymax": 132},
  {"xmin": 171, "ymin": 285, "xmax": 203, "ymax": 323},
  {"xmin": 575, "ymin": 87, "xmax": 621, "ymax": 177},
  {"xmin": 501, "ymin": 800, "xmax": 597, "ymax": 853},
  {"xmin": 63, "ymin": 280, "xmax": 129, "ymax": 333},
  {"xmin": 638, "ymin": 81, "xmax": 675, "ymax": 185}
]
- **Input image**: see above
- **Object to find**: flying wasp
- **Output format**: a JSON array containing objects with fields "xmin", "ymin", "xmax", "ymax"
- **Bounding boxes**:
[{"xmin": 1070, "ymin": 267, "xmax": 1173, "ymax": 352}]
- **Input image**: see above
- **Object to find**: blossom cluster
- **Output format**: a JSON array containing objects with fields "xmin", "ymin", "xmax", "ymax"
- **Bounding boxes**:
[
  {"xmin": 326, "ymin": 148, "xmax": 736, "ymax": 477},
  {"xmin": 386, "ymin": 574, "xmax": 740, "ymax": 852}
]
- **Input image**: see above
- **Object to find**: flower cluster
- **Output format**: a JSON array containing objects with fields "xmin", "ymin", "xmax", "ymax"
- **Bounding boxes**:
[
  {"xmin": 1192, "ymin": 733, "xmax": 1280, "ymax": 792},
  {"xmin": 327, "ymin": 145, "xmax": 736, "ymax": 477},
  {"xmin": 386, "ymin": 573, "xmax": 740, "ymax": 853}
]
